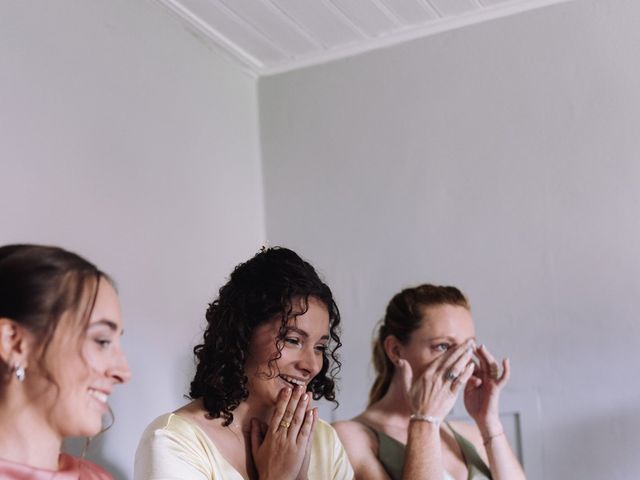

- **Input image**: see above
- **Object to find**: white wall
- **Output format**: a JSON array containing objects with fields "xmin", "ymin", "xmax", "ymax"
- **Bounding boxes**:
[
  {"xmin": 0, "ymin": 1, "xmax": 264, "ymax": 478},
  {"xmin": 259, "ymin": 1, "xmax": 640, "ymax": 479}
]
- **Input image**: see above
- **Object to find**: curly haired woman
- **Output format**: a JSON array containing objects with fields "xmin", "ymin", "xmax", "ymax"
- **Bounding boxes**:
[{"xmin": 134, "ymin": 247, "xmax": 354, "ymax": 480}]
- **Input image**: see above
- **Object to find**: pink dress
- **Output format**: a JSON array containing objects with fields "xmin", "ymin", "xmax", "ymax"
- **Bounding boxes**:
[{"xmin": 0, "ymin": 454, "xmax": 111, "ymax": 480}]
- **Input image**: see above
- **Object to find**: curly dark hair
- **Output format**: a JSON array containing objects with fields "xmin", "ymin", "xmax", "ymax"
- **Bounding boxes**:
[{"xmin": 189, "ymin": 247, "xmax": 342, "ymax": 426}]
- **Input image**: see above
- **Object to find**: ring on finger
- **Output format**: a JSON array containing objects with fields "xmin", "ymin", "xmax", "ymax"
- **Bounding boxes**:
[
  {"xmin": 279, "ymin": 419, "xmax": 291, "ymax": 429},
  {"xmin": 445, "ymin": 370, "xmax": 458, "ymax": 381}
]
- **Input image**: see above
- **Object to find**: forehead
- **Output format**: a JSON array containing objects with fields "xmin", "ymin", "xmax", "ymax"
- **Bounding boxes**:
[
  {"xmin": 255, "ymin": 296, "xmax": 330, "ymax": 337},
  {"xmin": 89, "ymin": 278, "xmax": 122, "ymax": 327},
  {"xmin": 289, "ymin": 296, "xmax": 330, "ymax": 331},
  {"xmin": 413, "ymin": 304, "xmax": 475, "ymax": 341}
]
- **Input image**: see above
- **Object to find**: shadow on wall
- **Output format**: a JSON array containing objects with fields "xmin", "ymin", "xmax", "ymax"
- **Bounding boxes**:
[{"xmin": 63, "ymin": 435, "xmax": 127, "ymax": 480}]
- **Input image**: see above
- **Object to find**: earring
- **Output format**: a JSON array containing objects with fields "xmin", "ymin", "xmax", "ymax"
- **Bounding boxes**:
[{"xmin": 14, "ymin": 362, "xmax": 25, "ymax": 382}]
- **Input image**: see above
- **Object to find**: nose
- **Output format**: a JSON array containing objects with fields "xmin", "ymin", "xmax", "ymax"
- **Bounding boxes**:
[
  {"xmin": 296, "ymin": 346, "xmax": 323, "ymax": 378},
  {"xmin": 107, "ymin": 348, "xmax": 132, "ymax": 384}
]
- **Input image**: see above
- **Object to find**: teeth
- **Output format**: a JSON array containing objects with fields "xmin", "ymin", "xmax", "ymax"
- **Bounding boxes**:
[
  {"xmin": 88, "ymin": 389, "xmax": 108, "ymax": 403},
  {"xmin": 281, "ymin": 375, "xmax": 305, "ymax": 387}
]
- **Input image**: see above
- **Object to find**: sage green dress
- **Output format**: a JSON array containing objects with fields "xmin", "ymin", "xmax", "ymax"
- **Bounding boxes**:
[{"xmin": 361, "ymin": 421, "xmax": 492, "ymax": 480}]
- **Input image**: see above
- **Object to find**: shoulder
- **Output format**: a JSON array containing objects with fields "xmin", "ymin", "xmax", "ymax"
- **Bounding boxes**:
[
  {"xmin": 310, "ymin": 419, "xmax": 355, "ymax": 478},
  {"xmin": 313, "ymin": 418, "xmax": 350, "ymax": 451},
  {"xmin": 333, "ymin": 414, "xmax": 380, "ymax": 451},
  {"xmin": 333, "ymin": 419, "xmax": 376, "ymax": 448},
  {"xmin": 134, "ymin": 412, "xmax": 216, "ymax": 480},
  {"xmin": 332, "ymin": 417, "xmax": 390, "ymax": 479},
  {"xmin": 140, "ymin": 412, "xmax": 203, "ymax": 442},
  {"xmin": 135, "ymin": 412, "xmax": 211, "ymax": 463}
]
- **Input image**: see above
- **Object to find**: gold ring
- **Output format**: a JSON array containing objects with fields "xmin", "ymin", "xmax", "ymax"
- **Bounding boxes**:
[{"xmin": 279, "ymin": 419, "xmax": 291, "ymax": 429}]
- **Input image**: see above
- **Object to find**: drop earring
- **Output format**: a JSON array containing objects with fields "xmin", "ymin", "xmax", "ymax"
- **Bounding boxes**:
[{"xmin": 14, "ymin": 362, "xmax": 25, "ymax": 382}]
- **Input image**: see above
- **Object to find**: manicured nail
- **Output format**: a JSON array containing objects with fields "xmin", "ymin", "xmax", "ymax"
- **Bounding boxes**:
[{"xmin": 302, "ymin": 393, "xmax": 308, "ymax": 402}]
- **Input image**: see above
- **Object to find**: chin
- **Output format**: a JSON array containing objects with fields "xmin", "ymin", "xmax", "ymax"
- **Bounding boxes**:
[
  {"xmin": 61, "ymin": 422, "xmax": 102, "ymax": 439},
  {"xmin": 74, "ymin": 413, "xmax": 105, "ymax": 437},
  {"xmin": 80, "ymin": 421, "xmax": 102, "ymax": 437}
]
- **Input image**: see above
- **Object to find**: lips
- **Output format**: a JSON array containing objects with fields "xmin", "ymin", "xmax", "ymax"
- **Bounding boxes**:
[{"xmin": 279, "ymin": 374, "xmax": 306, "ymax": 388}]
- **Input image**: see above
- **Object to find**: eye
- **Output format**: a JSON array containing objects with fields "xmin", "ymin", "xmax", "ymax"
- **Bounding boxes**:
[
  {"xmin": 433, "ymin": 343, "xmax": 451, "ymax": 352},
  {"xmin": 314, "ymin": 344, "xmax": 328, "ymax": 354},
  {"xmin": 94, "ymin": 338, "xmax": 112, "ymax": 349},
  {"xmin": 284, "ymin": 337, "xmax": 302, "ymax": 348}
]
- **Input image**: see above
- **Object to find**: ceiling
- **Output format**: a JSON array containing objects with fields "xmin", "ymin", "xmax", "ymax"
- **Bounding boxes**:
[{"xmin": 157, "ymin": 0, "xmax": 573, "ymax": 76}]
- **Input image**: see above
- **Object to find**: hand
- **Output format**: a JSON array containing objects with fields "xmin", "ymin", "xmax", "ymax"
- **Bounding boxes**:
[
  {"xmin": 399, "ymin": 339, "xmax": 476, "ymax": 421},
  {"xmin": 251, "ymin": 386, "xmax": 315, "ymax": 480},
  {"xmin": 464, "ymin": 344, "xmax": 510, "ymax": 435},
  {"xmin": 295, "ymin": 404, "xmax": 317, "ymax": 480}
]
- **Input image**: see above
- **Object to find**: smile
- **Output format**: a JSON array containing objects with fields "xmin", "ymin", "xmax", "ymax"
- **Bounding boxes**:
[
  {"xmin": 88, "ymin": 388, "xmax": 109, "ymax": 404},
  {"xmin": 279, "ymin": 374, "xmax": 306, "ymax": 388}
]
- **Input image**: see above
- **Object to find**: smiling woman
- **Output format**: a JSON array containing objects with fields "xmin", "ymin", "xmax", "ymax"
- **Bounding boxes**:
[
  {"xmin": 0, "ymin": 244, "xmax": 131, "ymax": 479},
  {"xmin": 134, "ymin": 247, "xmax": 354, "ymax": 480}
]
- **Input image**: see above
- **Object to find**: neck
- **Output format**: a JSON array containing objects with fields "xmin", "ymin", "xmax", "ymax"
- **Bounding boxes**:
[
  {"xmin": 369, "ymin": 373, "xmax": 414, "ymax": 424},
  {"xmin": 226, "ymin": 397, "xmax": 274, "ymax": 435},
  {"xmin": 0, "ymin": 390, "xmax": 62, "ymax": 470}
]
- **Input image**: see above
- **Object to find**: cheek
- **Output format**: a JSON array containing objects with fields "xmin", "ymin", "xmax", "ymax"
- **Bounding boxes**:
[
  {"xmin": 80, "ymin": 344, "xmax": 105, "ymax": 378},
  {"xmin": 407, "ymin": 349, "xmax": 440, "ymax": 376}
]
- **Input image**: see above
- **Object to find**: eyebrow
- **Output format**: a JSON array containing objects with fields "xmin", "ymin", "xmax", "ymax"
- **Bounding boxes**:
[
  {"xmin": 88, "ymin": 319, "xmax": 120, "ymax": 333},
  {"xmin": 286, "ymin": 326, "xmax": 330, "ymax": 341},
  {"xmin": 426, "ymin": 335, "xmax": 476, "ymax": 342}
]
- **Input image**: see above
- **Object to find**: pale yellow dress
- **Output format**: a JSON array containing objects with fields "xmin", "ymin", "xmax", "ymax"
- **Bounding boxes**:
[{"xmin": 134, "ymin": 413, "xmax": 354, "ymax": 480}]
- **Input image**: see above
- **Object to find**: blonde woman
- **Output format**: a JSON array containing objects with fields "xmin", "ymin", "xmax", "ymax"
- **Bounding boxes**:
[{"xmin": 334, "ymin": 284, "xmax": 525, "ymax": 480}]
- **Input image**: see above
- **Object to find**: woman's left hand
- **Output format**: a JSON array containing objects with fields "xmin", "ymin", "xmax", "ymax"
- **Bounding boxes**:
[{"xmin": 464, "ymin": 344, "xmax": 509, "ymax": 434}]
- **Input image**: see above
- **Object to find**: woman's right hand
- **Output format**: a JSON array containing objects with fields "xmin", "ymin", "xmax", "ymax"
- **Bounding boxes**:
[
  {"xmin": 250, "ymin": 386, "xmax": 316, "ymax": 480},
  {"xmin": 399, "ymin": 339, "xmax": 476, "ymax": 421}
]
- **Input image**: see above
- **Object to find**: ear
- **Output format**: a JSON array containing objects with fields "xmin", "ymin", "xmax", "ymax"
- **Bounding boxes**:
[
  {"xmin": 0, "ymin": 318, "xmax": 31, "ymax": 368},
  {"xmin": 383, "ymin": 335, "xmax": 403, "ymax": 366}
]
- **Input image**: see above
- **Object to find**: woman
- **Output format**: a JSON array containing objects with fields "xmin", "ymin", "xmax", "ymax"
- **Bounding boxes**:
[
  {"xmin": 135, "ymin": 247, "xmax": 354, "ymax": 480},
  {"xmin": 0, "ymin": 244, "xmax": 131, "ymax": 478},
  {"xmin": 333, "ymin": 284, "xmax": 526, "ymax": 480}
]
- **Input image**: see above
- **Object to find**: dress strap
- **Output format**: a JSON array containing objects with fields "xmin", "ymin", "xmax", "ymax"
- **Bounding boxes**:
[
  {"xmin": 352, "ymin": 419, "xmax": 405, "ymax": 480},
  {"xmin": 445, "ymin": 422, "xmax": 493, "ymax": 479}
]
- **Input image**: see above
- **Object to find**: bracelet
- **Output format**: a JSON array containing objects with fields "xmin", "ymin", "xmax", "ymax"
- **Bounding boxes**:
[
  {"xmin": 482, "ymin": 431, "xmax": 505, "ymax": 446},
  {"xmin": 409, "ymin": 414, "xmax": 441, "ymax": 426}
]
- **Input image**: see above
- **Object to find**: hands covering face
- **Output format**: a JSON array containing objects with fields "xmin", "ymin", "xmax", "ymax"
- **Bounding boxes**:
[
  {"xmin": 399, "ymin": 340, "xmax": 509, "ymax": 427},
  {"xmin": 399, "ymin": 339, "xmax": 475, "ymax": 421}
]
